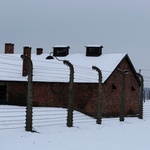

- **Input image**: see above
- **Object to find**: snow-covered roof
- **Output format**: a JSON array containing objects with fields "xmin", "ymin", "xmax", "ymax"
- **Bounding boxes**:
[
  {"xmin": 0, "ymin": 53, "xmax": 126, "ymax": 83},
  {"xmin": 85, "ymin": 45, "xmax": 102, "ymax": 47},
  {"xmin": 53, "ymin": 45, "xmax": 70, "ymax": 48}
]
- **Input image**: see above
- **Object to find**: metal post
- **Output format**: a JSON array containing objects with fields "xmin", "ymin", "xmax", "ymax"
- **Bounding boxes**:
[
  {"xmin": 136, "ymin": 73, "xmax": 144, "ymax": 119},
  {"xmin": 63, "ymin": 60, "xmax": 74, "ymax": 127},
  {"xmin": 21, "ymin": 55, "xmax": 33, "ymax": 132},
  {"xmin": 92, "ymin": 66, "xmax": 102, "ymax": 124}
]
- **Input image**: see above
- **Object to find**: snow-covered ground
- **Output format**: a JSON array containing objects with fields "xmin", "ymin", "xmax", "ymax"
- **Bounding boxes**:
[{"xmin": 1, "ymin": 100, "xmax": 150, "ymax": 150}]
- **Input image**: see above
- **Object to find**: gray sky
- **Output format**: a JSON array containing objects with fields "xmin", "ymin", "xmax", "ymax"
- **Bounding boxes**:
[{"xmin": 0, "ymin": 0, "xmax": 150, "ymax": 86}]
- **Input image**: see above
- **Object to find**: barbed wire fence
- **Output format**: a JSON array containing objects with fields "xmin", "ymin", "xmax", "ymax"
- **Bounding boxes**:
[
  {"xmin": 0, "ymin": 55, "xmax": 99, "ymax": 131},
  {"xmin": 0, "ymin": 106, "xmax": 26, "ymax": 130},
  {"xmin": 143, "ymin": 100, "xmax": 150, "ymax": 119},
  {"xmin": 0, "ymin": 55, "xmax": 150, "ymax": 131}
]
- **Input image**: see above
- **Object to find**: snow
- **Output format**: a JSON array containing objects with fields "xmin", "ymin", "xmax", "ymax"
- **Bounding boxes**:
[
  {"xmin": 85, "ymin": 45, "xmax": 102, "ymax": 47},
  {"xmin": 0, "ymin": 52, "xmax": 126, "ymax": 83},
  {"xmin": 53, "ymin": 45, "xmax": 70, "ymax": 48},
  {"xmin": 0, "ymin": 100, "xmax": 150, "ymax": 150}
]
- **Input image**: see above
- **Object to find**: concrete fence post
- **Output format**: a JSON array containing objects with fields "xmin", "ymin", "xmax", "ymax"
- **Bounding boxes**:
[
  {"xmin": 136, "ymin": 73, "xmax": 144, "ymax": 119},
  {"xmin": 63, "ymin": 60, "xmax": 74, "ymax": 127},
  {"xmin": 118, "ymin": 69, "xmax": 128, "ymax": 122},
  {"xmin": 92, "ymin": 66, "xmax": 102, "ymax": 124},
  {"xmin": 21, "ymin": 55, "xmax": 33, "ymax": 132},
  {"xmin": 120, "ymin": 72, "xmax": 125, "ymax": 122}
]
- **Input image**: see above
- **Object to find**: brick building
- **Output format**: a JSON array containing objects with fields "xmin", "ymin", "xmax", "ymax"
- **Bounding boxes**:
[{"xmin": 0, "ymin": 43, "xmax": 141, "ymax": 117}]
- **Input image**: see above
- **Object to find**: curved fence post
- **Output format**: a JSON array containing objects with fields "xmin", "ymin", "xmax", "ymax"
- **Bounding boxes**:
[
  {"xmin": 21, "ymin": 55, "xmax": 33, "ymax": 132},
  {"xmin": 118, "ymin": 69, "xmax": 129, "ymax": 122},
  {"xmin": 136, "ymin": 73, "xmax": 144, "ymax": 119},
  {"xmin": 92, "ymin": 66, "xmax": 102, "ymax": 124},
  {"xmin": 63, "ymin": 60, "xmax": 74, "ymax": 127}
]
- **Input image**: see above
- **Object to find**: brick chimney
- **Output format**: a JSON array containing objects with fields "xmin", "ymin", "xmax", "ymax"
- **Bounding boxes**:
[
  {"xmin": 5, "ymin": 43, "xmax": 14, "ymax": 54},
  {"xmin": 36, "ymin": 48, "xmax": 43, "ymax": 55},
  {"xmin": 86, "ymin": 45, "xmax": 103, "ymax": 57},
  {"xmin": 22, "ymin": 46, "xmax": 31, "ymax": 76}
]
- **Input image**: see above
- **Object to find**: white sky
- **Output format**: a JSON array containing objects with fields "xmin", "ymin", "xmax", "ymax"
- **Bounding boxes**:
[{"xmin": 0, "ymin": 0, "xmax": 150, "ymax": 86}]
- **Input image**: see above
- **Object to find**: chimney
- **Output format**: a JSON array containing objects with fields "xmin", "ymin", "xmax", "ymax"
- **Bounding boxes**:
[
  {"xmin": 22, "ymin": 46, "xmax": 31, "ymax": 76},
  {"xmin": 86, "ymin": 45, "xmax": 103, "ymax": 57},
  {"xmin": 36, "ymin": 48, "xmax": 43, "ymax": 55},
  {"xmin": 5, "ymin": 43, "xmax": 14, "ymax": 54},
  {"xmin": 53, "ymin": 45, "xmax": 70, "ymax": 57}
]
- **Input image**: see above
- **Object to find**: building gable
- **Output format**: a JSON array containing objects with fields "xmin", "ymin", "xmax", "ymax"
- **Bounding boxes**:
[{"xmin": 103, "ymin": 54, "xmax": 140, "ymax": 85}]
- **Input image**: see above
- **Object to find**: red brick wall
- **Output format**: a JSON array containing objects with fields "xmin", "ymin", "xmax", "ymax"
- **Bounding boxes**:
[
  {"xmin": 32, "ymin": 82, "xmax": 68, "ymax": 107},
  {"xmin": 73, "ymin": 83, "xmax": 98, "ymax": 117},
  {"xmin": 32, "ymin": 82, "xmax": 98, "ymax": 117},
  {"xmin": 7, "ymin": 82, "xmax": 27, "ymax": 105},
  {"xmin": 102, "ymin": 57, "xmax": 140, "ymax": 117},
  {"xmin": 5, "ymin": 43, "xmax": 14, "ymax": 54},
  {"xmin": 22, "ymin": 46, "xmax": 31, "ymax": 76},
  {"xmin": 6, "ymin": 57, "xmax": 140, "ymax": 117}
]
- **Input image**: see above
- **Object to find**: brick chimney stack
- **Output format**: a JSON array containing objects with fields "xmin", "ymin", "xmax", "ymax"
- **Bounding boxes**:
[
  {"xmin": 5, "ymin": 43, "xmax": 14, "ymax": 54},
  {"xmin": 22, "ymin": 46, "xmax": 31, "ymax": 76},
  {"xmin": 36, "ymin": 48, "xmax": 43, "ymax": 55}
]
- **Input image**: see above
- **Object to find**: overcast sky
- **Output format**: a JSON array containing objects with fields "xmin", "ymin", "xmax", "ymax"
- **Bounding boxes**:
[{"xmin": 0, "ymin": 0, "xmax": 150, "ymax": 86}]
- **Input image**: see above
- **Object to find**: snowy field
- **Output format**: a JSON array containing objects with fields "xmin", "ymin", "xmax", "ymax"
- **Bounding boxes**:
[{"xmin": 0, "ymin": 100, "xmax": 150, "ymax": 150}]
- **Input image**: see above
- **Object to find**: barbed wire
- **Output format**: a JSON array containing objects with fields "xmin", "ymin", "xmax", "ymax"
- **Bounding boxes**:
[
  {"xmin": 1, "ymin": 54, "xmax": 150, "ymax": 130},
  {"xmin": 0, "ymin": 105, "xmax": 97, "ymax": 130}
]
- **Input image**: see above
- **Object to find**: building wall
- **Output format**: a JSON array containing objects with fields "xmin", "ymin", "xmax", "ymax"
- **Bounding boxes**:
[
  {"xmin": 7, "ymin": 82, "xmax": 27, "ymax": 105},
  {"xmin": 6, "ymin": 81, "xmax": 98, "ymax": 116},
  {"xmin": 5, "ymin": 57, "xmax": 140, "ymax": 117},
  {"xmin": 33, "ymin": 82, "xmax": 98, "ymax": 117},
  {"xmin": 102, "ymin": 57, "xmax": 140, "ymax": 117},
  {"xmin": 32, "ymin": 82, "xmax": 68, "ymax": 107}
]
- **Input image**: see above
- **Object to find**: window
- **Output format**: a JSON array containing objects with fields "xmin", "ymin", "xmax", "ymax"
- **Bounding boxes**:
[
  {"xmin": 131, "ymin": 86, "xmax": 136, "ymax": 91},
  {"xmin": 112, "ymin": 83, "xmax": 117, "ymax": 90},
  {"xmin": 0, "ymin": 85, "xmax": 7, "ymax": 104}
]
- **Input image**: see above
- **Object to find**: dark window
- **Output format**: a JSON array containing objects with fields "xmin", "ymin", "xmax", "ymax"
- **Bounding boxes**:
[
  {"xmin": 0, "ymin": 86, "xmax": 7, "ymax": 104},
  {"xmin": 131, "ymin": 86, "xmax": 136, "ymax": 91},
  {"xmin": 112, "ymin": 83, "xmax": 117, "ymax": 90}
]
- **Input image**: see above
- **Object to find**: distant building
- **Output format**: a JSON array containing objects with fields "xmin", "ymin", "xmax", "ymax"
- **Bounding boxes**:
[{"xmin": 0, "ymin": 43, "xmax": 141, "ymax": 117}]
